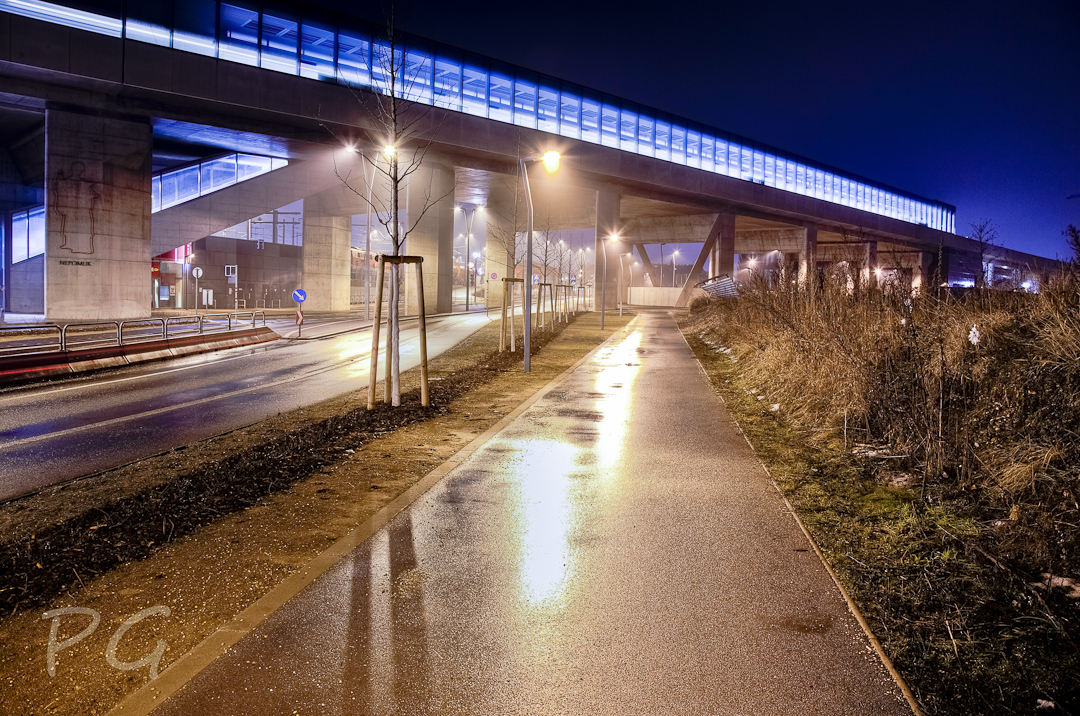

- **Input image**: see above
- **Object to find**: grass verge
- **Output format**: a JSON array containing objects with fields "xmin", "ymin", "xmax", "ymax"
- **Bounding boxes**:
[{"xmin": 680, "ymin": 313, "xmax": 1079, "ymax": 715}]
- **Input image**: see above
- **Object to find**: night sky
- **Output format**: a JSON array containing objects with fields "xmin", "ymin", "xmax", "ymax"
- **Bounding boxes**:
[{"xmin": 325, "ymin": 0, "xmax": 1079, "ymax": 260}]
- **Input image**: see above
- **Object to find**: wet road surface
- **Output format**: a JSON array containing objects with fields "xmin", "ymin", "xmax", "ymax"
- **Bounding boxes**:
[
  {"xmin": 0, "ymin": 312, "xmax": 492, "ymax": 501},
  {"xmin": 149, "ymin": 311, "xmax": 910, "ymax": 715}
]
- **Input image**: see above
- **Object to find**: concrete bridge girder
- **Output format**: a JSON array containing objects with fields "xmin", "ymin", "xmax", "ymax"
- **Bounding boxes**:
[{"xmin": 151, "ymin": 151, "xmax": 366, "ymax": 257}]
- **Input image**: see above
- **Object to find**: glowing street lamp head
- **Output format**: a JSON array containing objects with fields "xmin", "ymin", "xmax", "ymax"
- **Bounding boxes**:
[
  {"xmin": 383, "ymin": 144, "xmax": 396, "ymax": 159},
  {"xmin": 541, "ymin": 150, "xmax": 561, "ymax": 173},
  {"xmin": 609, "ymin": 234, "xmax": 620, "ymax": 243}
]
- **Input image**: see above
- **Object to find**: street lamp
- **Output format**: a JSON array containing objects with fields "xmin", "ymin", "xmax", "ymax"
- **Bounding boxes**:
[
  {"xmin": 671, "ymin": 250, "xmax": 679, "ymax": 288},
  {"xmin": 520, "ymin": 150, "xmax": 561, "ymax": 372},
  {"xmin": 455, "ymin": 205, "xmax": 483, "ymax": 311},
  {"xmin": 619, "ymin": 252, "xmax": 633, "ymax": 315}
]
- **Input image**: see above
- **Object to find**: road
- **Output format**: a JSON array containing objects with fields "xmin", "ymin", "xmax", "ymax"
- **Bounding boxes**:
[
  {"xmin": 0, "ymin": 311, "xmax": 494, "ymax": 502},
  {"xmin": 139, "ymin": 311, "xmax": 911, "ymax": 716}
]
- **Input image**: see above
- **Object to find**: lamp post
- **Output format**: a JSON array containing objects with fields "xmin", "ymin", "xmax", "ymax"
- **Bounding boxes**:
[
  {"xmin": 455, "ymin": 205, "xmax": 483, "ymax": 311},
  {"xmin": 618, "ymin": 252, "xmax": 632, "ymax": 316},
  {"xmin": 519, "ymin": 150, "xmax": 561, "ymax": 372},
  {"xmin": 660, "ymin": 243, "xmax": 666, "ymax": 287},
  {"xmin": 671, "ymin": 250, "xmax": 679, "ymax": 288}
]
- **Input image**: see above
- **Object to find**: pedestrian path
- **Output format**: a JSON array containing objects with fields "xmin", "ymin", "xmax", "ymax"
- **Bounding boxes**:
[{"xmin": 142, "ymin": 310, "xmax": 911, "ymax": 715}]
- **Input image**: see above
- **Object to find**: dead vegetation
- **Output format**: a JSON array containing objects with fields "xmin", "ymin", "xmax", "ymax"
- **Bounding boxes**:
[{"xmin": 682, "ymin": 274, "xmax": 1080, "ymax": 715}]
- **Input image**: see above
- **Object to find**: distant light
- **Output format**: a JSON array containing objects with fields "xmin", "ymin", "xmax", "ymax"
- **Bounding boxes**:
[{"xmin": 541, "ymin": 150, "xmax": 561, "ymax": 173}]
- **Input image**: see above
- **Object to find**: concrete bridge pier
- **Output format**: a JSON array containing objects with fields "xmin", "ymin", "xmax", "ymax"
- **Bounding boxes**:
[
  {"xmin": 798, "ymin": 226, "xmax": 818, "ymax": 288},
  {"xmin": 595, "ymin": 190, "xmax": 621, "ymax": 311},
  {"xmin": 404, "ymin": 162, "xmax": 455, "ymax": 316},
  {"xmin": 301, "ymin": 191, "xmax": 352, "ymax": 312},
  {"xmin": 863, "ymin": 240, "xmax": 879, "ymax": 289},
  {"xmin": 44, "ymin": 108, "xmax": 153, "ymax": 320},
  {"xmin": 484, "ymin": 203, "xmax": 516, "ymax": 310}
]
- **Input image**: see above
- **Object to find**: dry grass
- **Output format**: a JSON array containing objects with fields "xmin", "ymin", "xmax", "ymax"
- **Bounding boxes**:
[{"xmin": 684, "ymin": 272, "xmax": 1080, "ymax": 714}]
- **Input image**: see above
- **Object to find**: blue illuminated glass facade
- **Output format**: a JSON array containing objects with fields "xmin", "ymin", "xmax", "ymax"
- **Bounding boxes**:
[{"xmin": 0, "ymin": 0, "xmax": 956, "ymax": 233}]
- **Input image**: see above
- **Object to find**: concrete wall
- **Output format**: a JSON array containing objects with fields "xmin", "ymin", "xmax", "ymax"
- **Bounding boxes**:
[
  {"xmin": 44, "ymin": 108, "xmax": 153, "ymax": 320},
  {"xmin": 629, "ymin": 287, "xmax": 684, "ymax": 307},
  {"xmin": 8, "ymin": 254, "xmax": 43, "ymax": 313},
  {"xmin": 187, "ymin": 236, "xmax": 302, "ymax": 310}
]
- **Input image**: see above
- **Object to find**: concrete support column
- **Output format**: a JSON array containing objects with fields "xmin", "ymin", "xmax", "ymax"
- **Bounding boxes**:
[
  {"xmin": 404, "ymin": 162, "xmax": 455, "ymax": 315},
  {"xmin": 930, "ymin": 247, "xmax": 951, "ymax": 288},
  {"xmin": 44, "ymin": 108, "xmax": 152, "ymax": 320},
  {"xmin": 863, "ymin": 240, "xmax": 878, "ymax": 289},
  {"xmin": 595, "ymin": 190, "xmax": 621, "ymax": 311},
  {"xmin": 715, "ymin": 212, "xmax": 736, "ymax": 279},
  {"xmin": 484, "ymin": 209, "xmax": 514, "ymax": 309},
  {"xmin": 798, "ymin": 225, "xmax": 818, "ymax": 287},
  {"xmin": 636, "ymin": 244, "xmax": 660, "ymax": 287},
  {"xmin": 302, "ymin": 191, "xmax": 352, "ymax": 311}
]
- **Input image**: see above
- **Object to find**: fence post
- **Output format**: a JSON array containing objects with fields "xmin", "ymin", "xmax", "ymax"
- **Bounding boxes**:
[
  {"xmin": 367, "ymin": 257, "xmax": 386, "ymax": 410},
  {"xmin": 415, "ymin": 260, "xmax": 429, "ymax": 407}
]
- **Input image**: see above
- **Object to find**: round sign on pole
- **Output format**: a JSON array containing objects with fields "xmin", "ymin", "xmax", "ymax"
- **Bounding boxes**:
[
  {"xmin": 490, "ymin": 272, "xmax": 498, "ymax": 280},
  {"xmin": 292, "ymin": 288, "xmax": 307, "ymax": 303},
  {"xmin": 192, "ymin": 266, "xmax": 203, "ymax": 279}
]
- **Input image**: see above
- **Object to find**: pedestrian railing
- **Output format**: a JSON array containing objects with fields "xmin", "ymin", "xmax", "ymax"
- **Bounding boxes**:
[
  {"xmin": 699, "ymin": 276, "xmax": 739, "ymax": 298},
  {"xmin": 0, "ymin": 324, "xmax": 63, "ymax": 356},
  {"xmin": 0, "ymin": 312, "xmax": 267, "ymax": 357}
]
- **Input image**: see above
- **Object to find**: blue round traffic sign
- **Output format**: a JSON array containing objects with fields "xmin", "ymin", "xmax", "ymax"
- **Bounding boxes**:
[{"xmin": 292, "ymin": 288, "xmax": 307, "ymax": 303}]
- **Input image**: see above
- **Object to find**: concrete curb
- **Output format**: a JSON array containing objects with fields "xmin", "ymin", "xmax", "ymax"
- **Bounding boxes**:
[
  {"xmin": 107, "ymin": 318, "xmax": 637, "ymax": 716},
  {"xmin": 0, "ymin": 328, "xmax": 279, "ymax": 387},
  {"xmin": 681, "ymin": 327, "xmax": 925, "ymax": 716}
]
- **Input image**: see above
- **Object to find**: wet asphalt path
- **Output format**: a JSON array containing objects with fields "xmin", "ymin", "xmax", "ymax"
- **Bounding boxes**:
[
  {"xmin": 149, "ymin": 311, "xmax": 910, "ymax": 715},
  {"xmin": 0, "ymin": 312, "xmax": 493, "ymax": 501}
]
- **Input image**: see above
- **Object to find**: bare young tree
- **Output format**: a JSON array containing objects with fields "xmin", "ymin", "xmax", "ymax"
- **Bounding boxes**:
[
  {"xmin": 1064, "ymin": 224, "xmax": 1080, "ymax": 264},
  {"xmin": 486, "ymin": 171, "xmax": 528, "ymax": 282},
  {"xmin": 969, "ymin": 218, "xmax": 1001, "ymax": 289},
  {"xmin": 321, "ymin": 4, "xmax": 452, "ymax": 406}
]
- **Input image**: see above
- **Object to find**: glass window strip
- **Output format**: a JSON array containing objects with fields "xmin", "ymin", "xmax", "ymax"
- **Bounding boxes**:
[
  {"xmin": 0, "ymin": 0, "xmax": 121, "ymax": 37},
  {"xmin": 4, "ymin": 0, "xmax": 955, "ymax": 231}
]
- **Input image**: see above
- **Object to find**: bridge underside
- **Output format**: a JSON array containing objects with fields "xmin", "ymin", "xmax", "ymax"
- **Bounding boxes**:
[{"xmin": 0, "ymin": 17, "xmax": 1054, "ymax": 319}]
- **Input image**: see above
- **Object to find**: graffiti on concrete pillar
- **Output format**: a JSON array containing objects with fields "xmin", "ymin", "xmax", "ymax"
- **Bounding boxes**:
[{"xmin": 50, "ymin": 161, "xmax": 99, "ymax": 255}]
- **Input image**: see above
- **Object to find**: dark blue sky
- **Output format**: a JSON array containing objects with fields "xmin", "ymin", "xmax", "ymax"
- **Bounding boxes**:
[{"xmin": 331, "ymin": 0, "xmax": 1079, "ymax": 260}]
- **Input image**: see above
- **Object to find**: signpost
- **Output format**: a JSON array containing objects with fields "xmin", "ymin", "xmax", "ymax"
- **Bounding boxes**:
[
  {"xmin": 192, "ymin": 266, "xmax": 203, "ymax": 314},
  {"xmin": 292, "ymin": 288, "xmax": 306, "ymax": 337}
]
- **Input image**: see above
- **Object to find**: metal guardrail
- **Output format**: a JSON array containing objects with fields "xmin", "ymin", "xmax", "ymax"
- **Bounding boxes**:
[
  {"xmin": 62, "ymin": 321, "xmax": 120, "ymax": 351},
  {"xmin": 119, "ymin": 318, "xmax": 165, "ymax": 346},
  {"xmin": 0, "ymin": 324, "xmax": 63, "ymax": 356},
  {"xmin": 699, "ymin": 276, "xmax": 739, "ymax": 298},
  {"xmin": 0, "ymin": 312, "xmax": 267, "ymax": 358}
]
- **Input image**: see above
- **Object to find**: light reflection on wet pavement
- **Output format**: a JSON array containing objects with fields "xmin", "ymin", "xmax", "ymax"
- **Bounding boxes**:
[{"xmin": 151, "ymin": 311, "xmax": 910, "ymax": 716}]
